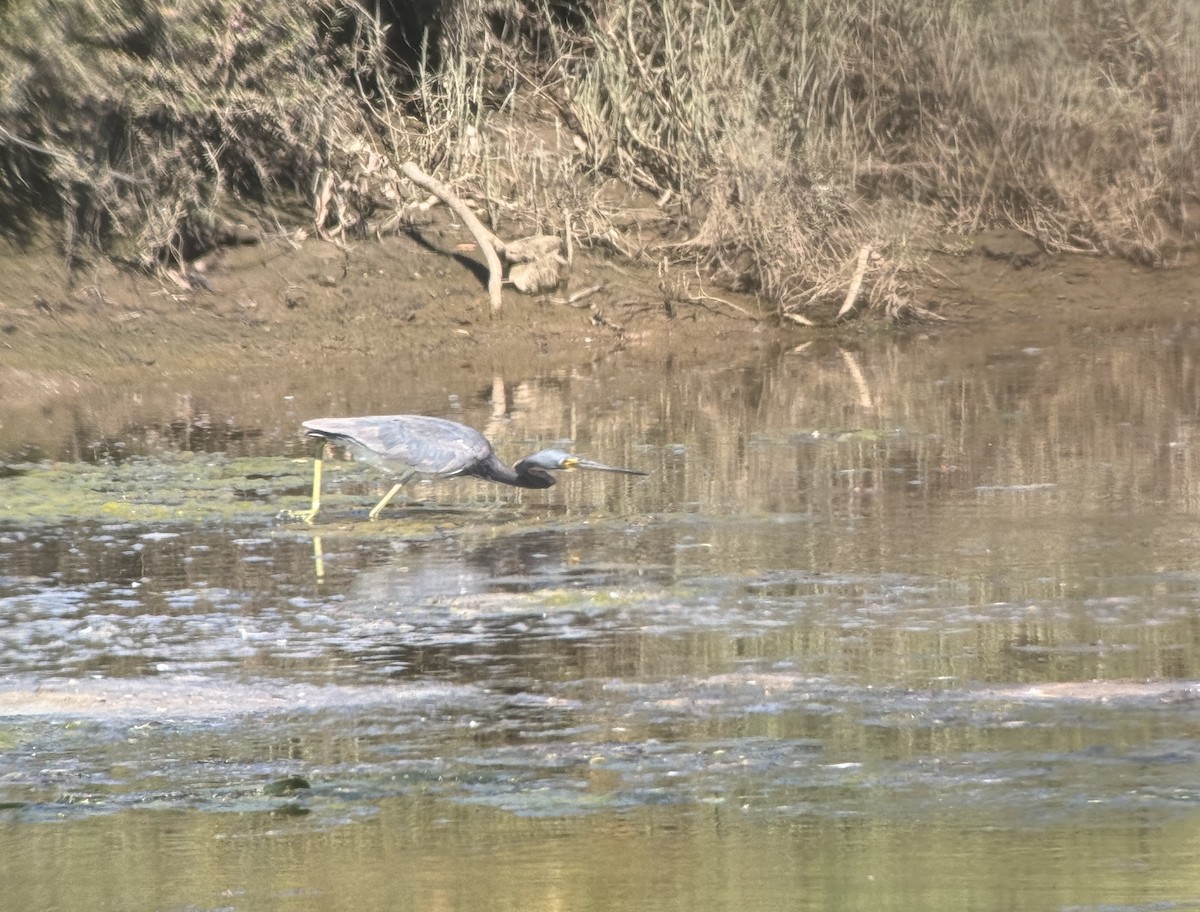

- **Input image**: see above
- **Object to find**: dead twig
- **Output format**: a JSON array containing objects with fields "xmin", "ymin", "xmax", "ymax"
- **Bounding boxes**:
[
  {"xmin": 550, "ymin": 283, "xmax": 605, "ymax": 306},
  {"xmin": 693, "ymin": 289, "xmax": 759, "ymax": 320}
]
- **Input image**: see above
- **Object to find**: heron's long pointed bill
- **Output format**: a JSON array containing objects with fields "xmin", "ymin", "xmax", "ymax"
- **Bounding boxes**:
[{"xmin": 567, "ymin": 456, "xmax": 648, "ymax": 476}]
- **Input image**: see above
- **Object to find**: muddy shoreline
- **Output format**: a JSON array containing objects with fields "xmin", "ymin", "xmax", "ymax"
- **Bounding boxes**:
[
  {"xmin": 3, "ymin": 229, "xmax": 1198, "ymax": 360},
  {"xmin": 1, "ymin": 229, "xmax": 1198, "ymax": 461}
]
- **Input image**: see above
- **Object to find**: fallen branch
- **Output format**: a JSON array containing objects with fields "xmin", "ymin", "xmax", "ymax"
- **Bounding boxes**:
[
  {"xmin": 400, "ymin": 161, "xmax": 569, "ymax": 309},
  {"xmin": 837, "ymin": 244, "xmax": 874, "ymax": 319},
  {"xmin": 401, "ymin": 161, "xmax": 505, "ymax": 311},
  {"xmin": 550, "ymin": 283, "xmax": 605, "ymax": 307}
]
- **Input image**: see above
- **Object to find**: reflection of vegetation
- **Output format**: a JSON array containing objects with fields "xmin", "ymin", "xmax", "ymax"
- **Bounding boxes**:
[{"xmin": 2, "ymin": 1, "xmax": 1197, "ymax": 319}]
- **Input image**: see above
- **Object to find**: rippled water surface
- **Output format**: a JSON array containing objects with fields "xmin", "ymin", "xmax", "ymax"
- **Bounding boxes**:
[{"xmin": 4, "ymin": 320, "xmax": 1200, "ymax": 911}]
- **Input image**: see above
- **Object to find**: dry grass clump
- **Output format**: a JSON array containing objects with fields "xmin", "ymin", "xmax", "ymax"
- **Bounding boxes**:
[
  {"xmin": 555, "ymin": 0, "xmax": 941, "ymax": 319},
  {"xmin": 868, "ymin": 0, "xmax": 1200, "ymax": 266},
  {"xmin": 560, "ymin": 0, "xmax": 1200, "ymax": 318},
  {"xmin": 0, "ymin": 0, "xmax": 361, "ymax": 266}
]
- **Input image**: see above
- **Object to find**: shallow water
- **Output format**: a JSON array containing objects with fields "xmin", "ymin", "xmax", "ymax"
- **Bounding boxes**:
[{"xmin": 3, "ymin": 319, "xmax": 1200, "ymax": 911}]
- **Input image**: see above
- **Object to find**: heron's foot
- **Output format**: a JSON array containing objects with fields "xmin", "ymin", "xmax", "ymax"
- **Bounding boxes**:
[
  {"xmin": 367, "ymin": 482, "xmax": 405, "ymax": 521},
  {"xmin": 285, "ymin": 507, "xmax": 319, "ymax": 525}
]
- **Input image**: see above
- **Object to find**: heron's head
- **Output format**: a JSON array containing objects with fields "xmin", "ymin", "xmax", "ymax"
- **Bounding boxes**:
[{"xmin": 513, "ymin": 449, "xmax": 648, "ymax": 488}]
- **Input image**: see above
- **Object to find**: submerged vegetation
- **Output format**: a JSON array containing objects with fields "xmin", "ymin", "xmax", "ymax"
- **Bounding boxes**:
[{"xmin": 1, "ymin": 0, "xmax": 1197, "ymax": 321}]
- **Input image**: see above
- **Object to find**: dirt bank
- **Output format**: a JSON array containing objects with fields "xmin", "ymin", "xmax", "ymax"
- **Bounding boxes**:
[
  {"xmin": 0, "ymin": 225, "xmax": 762, "ymax": 379},
  {"xmin": 1, "ymin": 224, "xmax": 1198, "ymax": 417}
]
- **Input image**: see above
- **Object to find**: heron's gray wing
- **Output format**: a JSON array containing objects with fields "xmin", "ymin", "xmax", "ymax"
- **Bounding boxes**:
[{"xmin": 304, "ymin": 415, "xmax": 493, "ymax": 477}]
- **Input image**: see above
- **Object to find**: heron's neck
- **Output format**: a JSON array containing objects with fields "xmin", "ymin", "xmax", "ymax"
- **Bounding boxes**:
[
  {"xmin": 479, "ymin": 453, "xmax": 523, "ymax": 486},
  {"xmin": 482, "ymin": 454, "xmax": 556, "ymax": 489}
]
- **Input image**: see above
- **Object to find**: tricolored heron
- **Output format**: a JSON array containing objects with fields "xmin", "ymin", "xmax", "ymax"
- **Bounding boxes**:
[{"xmin": 290, "ymin": 414, "xmax": 647, "ymax": 522}]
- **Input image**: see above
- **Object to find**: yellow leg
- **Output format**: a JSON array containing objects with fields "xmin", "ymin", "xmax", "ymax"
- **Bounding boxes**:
[
  {"xmin": 309, "ymin": 455, "xmax": 323, "ymax": 518},
  {"xmin": 287, "ymin": 447, "xmax": 324, "ymax": 523},
  {"xmin": 368, "ymin": 482, "xmax": 404, "ymax": 521}
]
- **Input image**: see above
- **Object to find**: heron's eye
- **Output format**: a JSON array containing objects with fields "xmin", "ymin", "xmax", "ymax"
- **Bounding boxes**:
[{"xmin": 563, "ymin": 457, "xmax": 579, "ymax": 470}]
